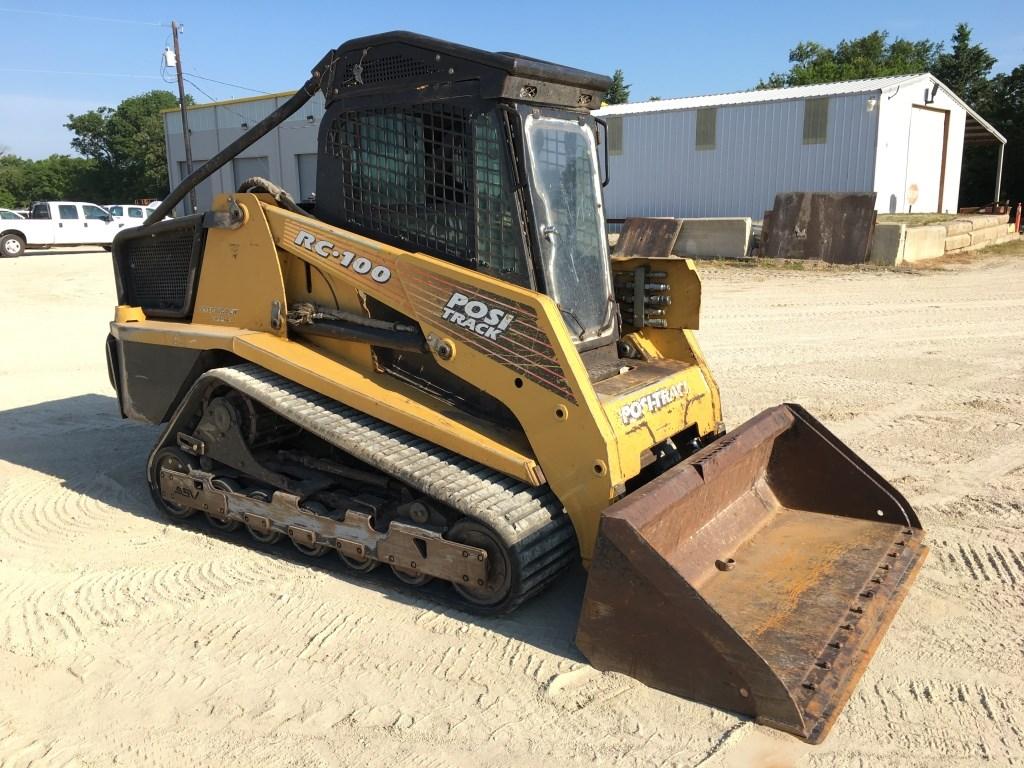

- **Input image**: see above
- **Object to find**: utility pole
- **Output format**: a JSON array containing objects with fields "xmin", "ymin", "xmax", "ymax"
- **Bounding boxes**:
[{"xmin": 170, "ymin": 20, "xmax": 197, "ymax": 214}]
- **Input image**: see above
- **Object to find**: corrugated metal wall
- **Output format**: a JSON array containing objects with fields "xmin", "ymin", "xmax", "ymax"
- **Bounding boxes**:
[
  {"xmin": 601, "ymin": 92, "xmax": 879, "ymax": 220},
  {"xmin": 164, "ymin": 91, "xmax": 325, "ymax": 216}
]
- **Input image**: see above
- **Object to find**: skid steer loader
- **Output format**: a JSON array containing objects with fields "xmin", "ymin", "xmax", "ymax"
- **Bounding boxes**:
[{"xmin": 106, "ymin": 32, "xmax": 926, "ymax": 742}]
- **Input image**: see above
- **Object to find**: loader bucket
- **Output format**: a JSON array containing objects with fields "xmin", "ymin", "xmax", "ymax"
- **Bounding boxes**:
[{"xmin": 576, "ymin": 404, "xmax": 926, "ymax": 743}]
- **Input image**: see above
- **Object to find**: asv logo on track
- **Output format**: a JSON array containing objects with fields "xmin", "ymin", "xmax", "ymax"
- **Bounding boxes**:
[
  {"xmin": 619, "ymin": 383, "xmax": 686, "ymax": 425},
  {"xmin": 442, "ymin": 292, "xmax": 515, "ymax": 341},
  {"xmin": 293, "ymin": 230, "xmax": 391, "ymax": 284}
]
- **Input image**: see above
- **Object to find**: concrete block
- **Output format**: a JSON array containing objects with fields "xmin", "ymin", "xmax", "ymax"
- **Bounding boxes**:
[
  {"xmin": 970, "ymin": 226, "xmax": 1001, "ymax": 247},
  {"xmin": 944, "ymin": 219, "xmax": 974, "ymax": 236},
  {"xmin": 672, "ymin": 217, "xmax": 752, "ymax": 260},
  {"xmin": 902, "ymin": 224, "xmax": 947, "ymax": 263},
  {"xmin": 868, "ymin": 222, "xmax": 906, "ymax": 266},
  {"xmin": 945, "ymin": 233, "xmax": 971, "ymax": 251}
]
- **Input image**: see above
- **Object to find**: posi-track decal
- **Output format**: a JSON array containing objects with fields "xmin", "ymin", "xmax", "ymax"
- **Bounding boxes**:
[
  {"xmin": 441, "ymin": 291, "xmax": 515, "ymax": 340},
  {"xmin": 619, "ymin": 383, "xmax": 687, "ymax": 425}
]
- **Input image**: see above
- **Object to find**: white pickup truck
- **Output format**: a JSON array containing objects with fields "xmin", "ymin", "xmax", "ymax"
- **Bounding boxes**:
[{"xmin": 0, "ymin": 201, "xmax": 124, "ymax": 257}]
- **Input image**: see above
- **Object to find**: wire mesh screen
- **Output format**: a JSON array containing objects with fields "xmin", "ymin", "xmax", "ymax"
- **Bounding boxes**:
[
  {"xmin": 117, "ymin": 223, "xmax": 202, "ymax": 317},
  {"xmin": 343, "ymin": 55, "xmax": 437, "ymax": 86},
  {"xmin": 324, "ymin": 104, "xmax": 530, "ymax": 285}
]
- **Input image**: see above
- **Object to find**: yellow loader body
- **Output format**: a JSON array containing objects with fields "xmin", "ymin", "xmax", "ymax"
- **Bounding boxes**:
[{"xmin": 107, "ymin": 32, "xmax": 925, "ymax": 743}]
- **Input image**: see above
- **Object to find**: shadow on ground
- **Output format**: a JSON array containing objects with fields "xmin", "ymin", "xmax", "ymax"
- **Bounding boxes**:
[{"xmin": 0, "ymin": 393, "xmax": 587, "ymax": 662}]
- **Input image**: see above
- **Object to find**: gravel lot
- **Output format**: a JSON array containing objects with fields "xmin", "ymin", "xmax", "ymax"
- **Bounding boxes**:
[{"xmin": 1, "ymin": 246, "xmax": 1022, "ymax": 767}]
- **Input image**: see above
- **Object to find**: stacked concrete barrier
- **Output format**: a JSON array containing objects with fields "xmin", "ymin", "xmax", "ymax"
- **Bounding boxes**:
[
  {"xmin": 869, "ymin": 215, "xmax": 1019, "ymax": 266},
  {"xmin": 608, "ymin": 217, "xmax": 752, "ymax": 260},
  {"xmin": 671, "ymin": 218, "xmax": 752, "ymax": 260}
]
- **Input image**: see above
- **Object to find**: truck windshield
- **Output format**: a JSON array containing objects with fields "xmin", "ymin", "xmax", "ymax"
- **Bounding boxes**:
[{"xmin": 522, "ymin": 113, "xmax": 613, "ymax": 345}]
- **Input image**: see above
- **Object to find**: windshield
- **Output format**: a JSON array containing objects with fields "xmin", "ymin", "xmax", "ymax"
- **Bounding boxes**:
[{"xmin": 522, "ymin": 112, "xmax": 614, "ymax": 345}]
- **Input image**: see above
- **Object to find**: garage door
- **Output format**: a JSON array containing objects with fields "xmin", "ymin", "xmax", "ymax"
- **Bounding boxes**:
[
  {"xmin": 233, "ymin": 156, "xmax": 271, "ymax": 188},
  {"xmin": 297, "ymin": 153, "xmax": 318, "ymax": 202},
  {"xmin": 905, "ymin": 107, "xmax": 948, "ymax": 213}
]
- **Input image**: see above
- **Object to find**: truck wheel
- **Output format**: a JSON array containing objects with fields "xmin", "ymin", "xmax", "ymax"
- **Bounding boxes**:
[{"xmin": 1, "ymin": 233, "xmax": 25, "ymax": 257}]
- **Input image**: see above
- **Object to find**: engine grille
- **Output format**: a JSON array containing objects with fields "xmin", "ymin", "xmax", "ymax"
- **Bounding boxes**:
[
  {"xmin": 343, "ymin": 55, "xmax": 436, "ymax": 86},
  {"xmin": 114, "ymin": 218, "xmax": 204, "ymax": 318}
]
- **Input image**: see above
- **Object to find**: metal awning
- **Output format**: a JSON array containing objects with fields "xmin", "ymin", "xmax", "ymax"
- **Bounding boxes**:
[
  {"xmin": 959, "ymin": 110, "xmax": 1007, "ymax": 203},
  {"xmin": 965, "ymin": 113, "xmax": 1006, "ymax": 146}
]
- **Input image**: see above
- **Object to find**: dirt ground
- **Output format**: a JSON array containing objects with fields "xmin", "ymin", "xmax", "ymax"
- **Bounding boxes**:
[{"xmin": 1, "ymin": 247, "xmax": 1022, "ymax": 767}]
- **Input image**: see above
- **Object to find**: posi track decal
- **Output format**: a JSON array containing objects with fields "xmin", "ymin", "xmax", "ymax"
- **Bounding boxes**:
[
  {"xmin": 620, "ymin": 383, "xmax": 687, "ymax": 425},
  {"xmin": 442, "ymin": 291, "xmax": 515, "ymax": 340}
]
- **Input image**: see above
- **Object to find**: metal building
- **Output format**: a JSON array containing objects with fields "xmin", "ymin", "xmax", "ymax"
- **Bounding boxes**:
[
  {"xmin": 163, "ymin": 73, "xmax": 1005, "ymax": 220},
  {"xmin": 162, "ymin": 90, "xmax": 326, "ymax": 217},
  {"xmin": 594, "ymin": 74, "xmax": 1005, "ymax": 219}
]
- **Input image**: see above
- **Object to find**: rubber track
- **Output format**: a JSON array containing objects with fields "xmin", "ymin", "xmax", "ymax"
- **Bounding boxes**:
[{"xmin": 168, "ymin": 364, "xmax": 578, "ymax": 611}]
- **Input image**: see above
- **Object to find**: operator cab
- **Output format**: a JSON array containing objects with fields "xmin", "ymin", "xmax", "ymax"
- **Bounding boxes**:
[{"xmin": 312, "ymin": 32, "xmax": 616, "ymax": 355}]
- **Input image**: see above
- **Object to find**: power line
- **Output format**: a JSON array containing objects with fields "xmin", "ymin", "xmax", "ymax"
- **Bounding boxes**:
[
  {"xmin": 182, "ymin": 72, "xmax": 269, "ymax": 95},
  {"xmin": 0, "ymin": 67, "xmax": 162, "ymax": 80},
  {"xmin": 182, "ymin": 78, "xmax": 253, "ymax": 123},
  {"xmin": 0, "ymin": 6, "xmax": 162, "ymax": 26}
]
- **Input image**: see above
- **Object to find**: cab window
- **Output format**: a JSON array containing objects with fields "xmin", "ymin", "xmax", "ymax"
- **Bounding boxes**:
[
  {"xmin": 83, "ymin": 205, "xmax": 108, "ymax": 220},
  {"xmin": 128, "ymin": 207, "xmax": 144, "ymax": 218},
  {"xmin": 32, "ymin": 204, "xmax": 51, "ymax": 219},
  {"xmin": 109, "ymin": 206, "xmax": 123, "ymax": 217},
  {"xmin": 59, "ymin": 205, "xmax": 79, "ymax": 220}
]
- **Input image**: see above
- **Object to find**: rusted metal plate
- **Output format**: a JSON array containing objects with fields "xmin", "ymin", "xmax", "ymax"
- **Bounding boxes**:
[
  {"xmin": 614, "ymin": 218, "xmax": 683, "ymax": 259},
  {"xmin": 762, "ymin": 193, "xmax": 877, "ymax": 263},
  {"xmin": 576, "ymin": 403, "xmax": 926, "ymax": 743}
]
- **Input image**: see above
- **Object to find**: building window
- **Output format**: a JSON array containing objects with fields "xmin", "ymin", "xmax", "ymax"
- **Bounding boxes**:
[
  {"xmin": 803, "ymin": 97, "xmax": 829, "ymax": 144},
  {"xmin": 696, "ymin": 108, "xmax": 717, "ymax": 150},
  {"xmin": 606, "ymin": 115, "xmax": 623, "ymax": 155}
]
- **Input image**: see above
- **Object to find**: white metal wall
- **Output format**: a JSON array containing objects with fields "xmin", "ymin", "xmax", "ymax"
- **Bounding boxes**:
[
  {"xmin": 600, "ymin": 92, "xmax": 879, "ymax": 220},
  {"xmin": 164, "ymin": 91, "xmax": 325, "ymax": 216}
]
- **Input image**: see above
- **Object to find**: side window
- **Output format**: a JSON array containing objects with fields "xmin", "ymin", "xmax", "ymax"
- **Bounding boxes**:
[
  {"xmin": 606, "ymin": 115, "xmax": 623, "ymax": 156},
  {"xmin": 803, "ymin": 97, "xmax": 829, "ymax": 145},
  {"xmin": 129, "ymin": 207, "xmax": 144, "ymax": 218},
  {"xmin": 109, "ymin": 206, "xmax": 123, "ymax": 217},
  {"xmin": 1, "ymin": 211, "xmax": 16, "ymax": 220},
  {"xmin": 83, "ymin": 205, "xmax": 108, "ymax": 220},
  {"xmin": 59, "ymin": 205, "xmax": 79, "ymax": 220},
  {"xmin": 32, "ymin": 204, "xmax": 51, "ymax": 219},
  {"xmin": 696, "ymin": 108, "xmax": 717, "ymax": 150}
]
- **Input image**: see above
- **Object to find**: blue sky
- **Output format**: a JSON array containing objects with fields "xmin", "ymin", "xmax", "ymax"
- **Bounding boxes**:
[{"xmin": 1, "ymin": 1, "xmax": 1019, "ymax": 159}]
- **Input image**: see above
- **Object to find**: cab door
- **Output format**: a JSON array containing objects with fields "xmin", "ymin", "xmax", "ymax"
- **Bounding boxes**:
[
  {"xmin": 82, "ymin": 204, "xmax": 117, "ymax": 243},
  {"xmin": 54, "ymin": 204, "xmax": 85, "ymax": 245}
]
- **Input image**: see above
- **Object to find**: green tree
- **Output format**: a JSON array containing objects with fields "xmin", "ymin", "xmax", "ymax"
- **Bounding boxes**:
[
  {"xmin": 933, "ymin": 23, "xmax": 996, "ymax": 107},
  {"xmin": 0, "ymin": 154, "xmax": 101, "ymax": 207},
  {"xmin": 605, "ymin": 69, "xmax": 631, "ymax": 105},
  {"xmin": 759, "ymin": 30, "xmax": 941, "ymax": 88},
  {"xmin": 65, "ymin": 90, "xmax": 181, "ymax": 201}
]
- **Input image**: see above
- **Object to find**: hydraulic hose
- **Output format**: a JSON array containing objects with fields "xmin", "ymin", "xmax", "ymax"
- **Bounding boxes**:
[{"xmin": 145, "ymin": 77, "xmax": 320, "ymax": 225}]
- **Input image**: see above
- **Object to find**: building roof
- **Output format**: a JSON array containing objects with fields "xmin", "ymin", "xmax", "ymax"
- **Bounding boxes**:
[{"xmin": 595, "ymin": 73, "xmax": 1005, "ymax": 144}]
